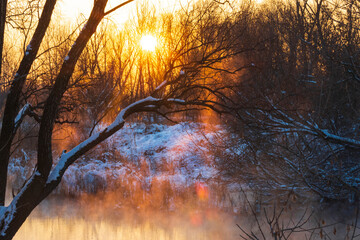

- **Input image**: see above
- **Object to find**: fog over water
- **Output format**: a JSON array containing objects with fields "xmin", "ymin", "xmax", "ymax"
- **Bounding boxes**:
[
  {"xmin": 11, "ymin": 190, "xmax": 360, "ymax": 240},
  {"xmin": 14, "ymin": 197, "xmax": 239, "ymax": 240},
  {"xmin": 7, "ymin": 123, "xmax": 360, "ymax": 239}
]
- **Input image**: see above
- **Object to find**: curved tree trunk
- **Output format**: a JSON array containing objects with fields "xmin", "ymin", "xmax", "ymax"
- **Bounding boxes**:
[
  {"xmin": 0, "ymin": 0, "xmax": 58, "ymax": 206},
  {"xmin": 0, "ymin": 0, "xmax": 110, "ymax": 238}
]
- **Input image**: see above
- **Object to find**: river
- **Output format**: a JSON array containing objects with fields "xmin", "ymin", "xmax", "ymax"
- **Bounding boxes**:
[
  {"xmin": 11, "ymin": 192, "xmax": 360, "ymax": 240},
  {"xmin": 13, "ymin": 197, "xmax": 239, "ymax": 240}
]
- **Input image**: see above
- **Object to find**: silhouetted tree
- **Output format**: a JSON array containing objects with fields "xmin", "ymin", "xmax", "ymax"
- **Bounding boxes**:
[{"xmin": 0, "ymin": 0, "xmax": 242, "ymax": 238}]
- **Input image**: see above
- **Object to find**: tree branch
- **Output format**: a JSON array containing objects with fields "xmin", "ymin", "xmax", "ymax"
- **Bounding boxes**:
[
  {"xmin": 43, "ymin": 96, "xmax": 186, "ymax": 194},
  {"xmin": 104, "ymin": 0, "xmax": 135, "ymax": 16}
]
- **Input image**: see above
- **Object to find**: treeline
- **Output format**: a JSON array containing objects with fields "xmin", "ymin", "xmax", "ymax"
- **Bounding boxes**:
[
  {"xmin": 223, "ymin": 0, "xmax": 360, "ymax": 201},
  {"xmin": 1, "ymin": 0, "xmax": 360, "ymax": 200}
]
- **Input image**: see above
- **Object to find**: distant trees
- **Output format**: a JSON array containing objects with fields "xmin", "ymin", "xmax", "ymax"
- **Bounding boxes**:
[
  {"xmin": 222, "ymin": 0, "xmax": 360, "ymax": 201},
  {"xmin": 0, "ymin": 0, "xmax": 243, "ymax": 239},
  {"xmin": 1, "ymin": 0, "xmax": 357, "ymax": 238}
]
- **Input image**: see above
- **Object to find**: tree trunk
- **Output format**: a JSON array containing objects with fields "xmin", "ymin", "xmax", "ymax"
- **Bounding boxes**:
[
  {"xmin": 0, "ymin": 0, "xmax": 57, "ymax": 206},
  {"xmin": 0, "ymin": 0, "xmax": 7, "ymax": 77},
  {"xmin": 0, "ymin": 0, "xmax": 7, "ymax": 207},
  {"xmin": 0, "ymin": 1, "xmax": 108, "ymax": 238}
]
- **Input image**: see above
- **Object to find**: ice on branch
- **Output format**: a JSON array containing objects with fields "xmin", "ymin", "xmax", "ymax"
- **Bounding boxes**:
[
  {"xmin": 47, "ymin": 96, "xmax": 163, "ymax": 184},
  {"xmin": 155, "ymin": 80, "xmax": 167, "ymax": 91},
  {"xmin": 14, "ymin": 103, "xmax": 31, "ymax": 128}
]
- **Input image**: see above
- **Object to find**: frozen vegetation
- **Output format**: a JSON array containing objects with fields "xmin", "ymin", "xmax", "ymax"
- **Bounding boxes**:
[
  {"xmin": 8, "ymin": 121, "xmax": 360, "ymax": 211},
  {"xmin": 8, "ymin": 122, "xmax": 244, "ymax": 210},
  {"xmin": 8, "ymin": 122, "xmax": 360, "ymax": 240},
  {"xmin": 57, "ymin": 122, "xmax": 220, "ymax": 194}
]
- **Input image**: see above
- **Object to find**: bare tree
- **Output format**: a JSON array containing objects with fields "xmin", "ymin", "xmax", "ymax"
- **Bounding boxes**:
[
  {"xmin": 0, "ymin": 0, "xmax": 243, "ymax": 238},
  {"xmin": 0, "ymin": 0, "xmax": 137, "ymax": 238},
  {"xmin": 223, "ymin": 0, "xmax": 360, "ymax": 201}
]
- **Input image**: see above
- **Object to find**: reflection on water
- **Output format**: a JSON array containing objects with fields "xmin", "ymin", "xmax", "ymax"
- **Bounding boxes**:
[
  {"xmin": 15, "ymin": 217, "xmax": 236, "ymax": 240},
  {"xmin": 13, "ymin": 198, "xmax": 238, "ymax": 240},
  {"xmin": 11, "ymin": 190, "xmax": 360, "ymax": 240}
]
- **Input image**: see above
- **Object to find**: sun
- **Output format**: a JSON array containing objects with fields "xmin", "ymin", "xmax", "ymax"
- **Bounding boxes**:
[{"xmin": 140, "ymin": 35, "xmax": 157, "ymax": 52}]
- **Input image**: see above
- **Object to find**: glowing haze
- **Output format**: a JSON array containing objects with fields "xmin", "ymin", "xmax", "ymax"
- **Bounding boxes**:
[{"xmin": 59, "ymin": 0, "xmax": 191, "ymax": 25}]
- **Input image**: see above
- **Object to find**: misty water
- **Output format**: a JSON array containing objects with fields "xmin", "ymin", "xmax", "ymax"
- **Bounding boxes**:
[
  {"xmin": 7, "ymin": 123, "xmax": 360, "ymax": 239},
  {"xmin": 13, "ymin": 197, "xmax": 238, "ymax": 240},
  {"xmin": 11, "ymin": 192, "xmax": 360, "ymax": 240},
  {"xmin": 14, "ymin": 215, "xmax": 236, "ymax": 240}
]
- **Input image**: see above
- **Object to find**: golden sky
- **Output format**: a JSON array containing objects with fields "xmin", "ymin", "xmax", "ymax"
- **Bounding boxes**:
[{"xmin": 59, "ymin": 0, "xmax": 191, "ymax": 25}]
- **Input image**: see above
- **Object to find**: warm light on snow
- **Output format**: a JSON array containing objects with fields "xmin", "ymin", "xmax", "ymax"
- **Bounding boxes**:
[{"xmin": 140, "ymin": 35, "xmax": 157, "ymax": 52}]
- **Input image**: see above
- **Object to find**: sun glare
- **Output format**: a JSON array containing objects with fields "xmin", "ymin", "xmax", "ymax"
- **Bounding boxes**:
[{"xmin": 140, "ymin": 35, "xmax": 157, "ymax": 52}]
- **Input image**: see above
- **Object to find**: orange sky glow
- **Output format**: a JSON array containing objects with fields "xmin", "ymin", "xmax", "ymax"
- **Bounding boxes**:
[{"xmin": 59, "ymin": 0, "xmax": 191, "ymax": 25}]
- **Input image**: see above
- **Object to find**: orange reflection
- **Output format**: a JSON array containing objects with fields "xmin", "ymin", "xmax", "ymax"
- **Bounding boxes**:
[
  {"xmin": 190, "ymin": 211, "xmax": 203, "ymax": 226},
  {"xmin": 195, "ymin": 181, "xmax": 209, "ymax": 202}
]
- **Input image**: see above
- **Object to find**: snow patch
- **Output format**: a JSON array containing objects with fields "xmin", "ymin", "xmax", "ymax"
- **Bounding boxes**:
[
  {"xmin": 14, "ymin": 103, "xmax": 30, "ymax": 127},
  {"xmin": 155, "ymin": 80, "xmax": 167, "ymax": 91}
]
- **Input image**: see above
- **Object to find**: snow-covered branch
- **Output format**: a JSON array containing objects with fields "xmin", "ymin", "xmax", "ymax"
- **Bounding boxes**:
[
  {"xmin": 313, "ymin": 127, "xmax": 360, "ymax": 148},
  {"xmin": 1, "ymin": 95, "xmax": 190, "ymax": 232},
  {"xmin": 253, "ymin": 106, "xmax": 360, "ymax": 149},
  {"xmin": 13, "ymin": 103, "xmax": 31, "ymax": 132},
  {"xmin": 44, "ymin": 95, "xmax": 187, "ymax": 191},
  {"xmin": 154, "ymin": 80, "xmax": 167, "ymax": 91}
]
